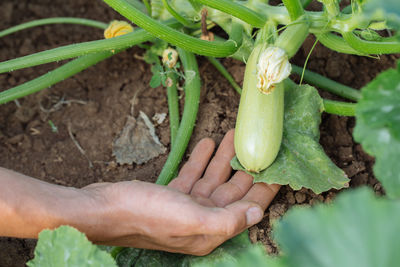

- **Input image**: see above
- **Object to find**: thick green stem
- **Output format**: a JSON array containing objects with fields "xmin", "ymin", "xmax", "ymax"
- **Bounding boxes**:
[
  {"xmin": 195, "ymin": 0, "xmax": 267, "ymax": 28},
  {"xmin": 0, "ymin": 22, "xmax": 186, "ymax": 73},
  {"xmin": 156, "ymin": 48, "xmax": 201, "ymax": 185},
  {"xmin": 291, "ymin": 65, "xmax": 361, "ymax": 101},
  {"xmin": 0, "ymin": 18, "xmax": 107, "ymax": 38},
  {"xmin": 0, "ymin": 52, "xmax": 114, "ymax": 104},
  {"xmin": 275, "ymin": 18, "xmax": 309, "ymax": 58},
  {"xmin": 165, "ymin": 69, "xmax": 180, "ymax": 147},
  {"xmin": 161, "ymin": 0, "xmax": 199, "ymax": 28},
  {"xmin": 142, "ymin": 0, "xmax": 152, "ymax": 16},
  {"xmin": 316, "ymin": 32, "xmax": 364, "ymax": 55},
  {"xmin": 323, "ymin": 99, "xmax": 355, "ymax": 116},
  {"xmin": 342, "ymin": 31, "xmax": 400, "ymax": 54},
  {"xmin": 207, "ymin": 57, "xmax": 242, "ymax": 94},
  {"xmin": 103, "ymin": 0, "xmax": 243, "ymax": 57},
  {"xmin": 282, "ymin": 0, "xmax": 305, "ymax": 21}
]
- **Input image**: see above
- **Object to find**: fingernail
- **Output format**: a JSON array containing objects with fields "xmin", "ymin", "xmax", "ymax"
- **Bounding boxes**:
[{"xmin": 246, "ymin": 207, "xmax": 263, "ymax": 225}]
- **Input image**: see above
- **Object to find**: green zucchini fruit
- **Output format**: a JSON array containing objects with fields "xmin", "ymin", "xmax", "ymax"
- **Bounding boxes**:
[{"xmin": 234, "ymin": 44, "xmax": 285, "ymax": 173}]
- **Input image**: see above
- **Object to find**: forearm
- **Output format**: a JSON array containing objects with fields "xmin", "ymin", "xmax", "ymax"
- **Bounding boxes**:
[{"xmin": 0, "ymin": 167, "xmax": 101, "ymax": 239}]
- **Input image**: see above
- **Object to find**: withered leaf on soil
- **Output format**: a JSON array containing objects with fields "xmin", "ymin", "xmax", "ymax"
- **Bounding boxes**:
[{"xmin": 113, "ymin": 111, "xmax": 166, "ymax": 165}]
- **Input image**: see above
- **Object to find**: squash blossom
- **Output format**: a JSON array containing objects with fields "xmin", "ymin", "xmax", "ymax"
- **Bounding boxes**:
[
  {"xmin": 162, "ymin": 48, "xmax": 179, "ymax": 68},
  {"xmin": 257, "ymin": 47, "xmax": 291, "ymax": 94},
  {"xmin": 104, "ymin": 20, "xmax": 133, "ymax": 39}
]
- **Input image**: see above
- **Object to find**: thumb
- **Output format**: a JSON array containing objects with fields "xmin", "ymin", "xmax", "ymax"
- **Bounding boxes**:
[
  {"xmin": 226, "ymin": 200, "xmax": 264, "ymax": 227},
  {"xmin": 203, "ymin": 201, "xmax": 264, "ymax": 236}
]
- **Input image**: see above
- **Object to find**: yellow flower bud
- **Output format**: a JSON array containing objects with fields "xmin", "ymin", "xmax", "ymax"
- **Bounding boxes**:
[
  {"xmin": 257, "ymin": 47, "xmax": 291, "ymax": 94},
  {"xmin": 162, "ymin": 48, "xmax": 179, "ymax": 68},
  {"xmin": 104, "ymin": 20, "xmax": 133, "ymax": 39}
]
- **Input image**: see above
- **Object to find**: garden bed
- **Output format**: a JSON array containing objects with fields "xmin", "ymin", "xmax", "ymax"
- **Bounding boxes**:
[{"xmin": 0, "ymin": 0, "xmax": 398, "ymax": 266}]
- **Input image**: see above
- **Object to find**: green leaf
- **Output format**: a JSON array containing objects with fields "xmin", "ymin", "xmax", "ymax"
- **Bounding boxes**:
[
  {"xmin": 274, "ymin": 187, "xmax": 400, "ymax": 267},
  {"xmin": 231, "ymin": 81, "xmax": 349, "ymax": 194},
  {"xmin": 192, "ymin": 244, "xmax": 285, "ymax": 267},
  {"xmin": 27, "ymin": 226, "xmax": 117, "ymax": 267},
  {"xmin": 187, "ymin": 231, "xmax": 255, "ymax": 266},
  {"xmin": 354, "ymin": 62, "xmax": 400, "ymax": 198},
  {"xmin": 150, "ymin": 63, "xmax": 164, "ymax": 88},
  {"xmin": 143, "ymin": 39, "xmax": 169, "ymax": 64},
  {"xmin": 114, "ymin": 231, "xmax": 263, "ymax": 267},
  {"xmin": 358, "ymin": 0, "xmax": 400, "ymax": 29}
]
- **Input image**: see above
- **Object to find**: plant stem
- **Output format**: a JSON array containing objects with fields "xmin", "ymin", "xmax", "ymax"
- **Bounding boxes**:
[
  {"xmin": 0, "ymin": 18, "xmax": 107, "ymax": 38},
  {"xmin": 142, "ymin": 0, "xmax": 152, "ymax": 16},
  {"xmin": 103, "ymin": 0, "xmax": 243, "ymax": 57},
  {"xmin": 0, "ymin": 23, "xmax": 180, "ymax": 73},
  {"xmin": 195, "ymin": 0, "xmax": 267, "ymax": 28},
  {"xmin": 161, "ymin": 0, "xmax": 199, "ymax": 28},
  {"xmin": 275, "ymin": 18, "xmax": 309, "ymax": 58},
  {"xmin": 207, "ymin": 57, "xmax": 242, "ymax": 94},
  {"xmin": 323, "ymin": 99, "xmax": 355, "ymax": 116},
  {"xmin": 165, "ymin": 69, "xmax": 180, "ymax": 146},
  {"xmin": 282, "ymin": 0, "xmax": 305, "ymax": 21},
  {"xmin": 315, "ymin": 32, "xmax": 364, "ymax": 55},
  {"xmin": 342, "ymin": 31, "xmax": 400, "ymax": 54},
  {"xmin": 291, "ymin": 65, "xmax": 361, "ymax": 101},
  {"xmin": 0, "ymin": 52, "xmax": 114, "ymax": 104},
  {"xmin": 156, "ymin": 48, "xmax": 201, "ymax": 185}
]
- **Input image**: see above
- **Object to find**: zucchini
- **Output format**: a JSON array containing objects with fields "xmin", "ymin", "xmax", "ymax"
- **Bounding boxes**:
[{"xmin": 234, "ymin": 44, "xmax": 286, "ymax": 173}]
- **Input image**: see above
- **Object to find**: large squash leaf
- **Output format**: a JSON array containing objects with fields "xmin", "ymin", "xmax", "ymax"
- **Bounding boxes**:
[
  {"xmin": 115, "ymin": 231, "xmax": 259, "ymax": 267},
  {"xmin": 27, "ymin": 226, "xmax": 117, "ymax": 267},
  {"xmin": 231, "ymin": 81, "xmax": 349, "ymax": 193},
  {"xmin": 354, "ymin": 62, "xmax": 400, "ymax": 198},
  {"xmin": 274, "ymin": 187, "xmax": 400, "ymax": 267}
]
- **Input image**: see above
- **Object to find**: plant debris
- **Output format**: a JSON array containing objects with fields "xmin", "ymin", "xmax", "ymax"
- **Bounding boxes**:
[{"xmin": 113, "ymin": 111, "xmax": 166, "ymax": 165}]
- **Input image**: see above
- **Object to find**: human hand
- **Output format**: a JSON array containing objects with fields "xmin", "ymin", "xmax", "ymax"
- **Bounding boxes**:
[{"xmin": 81, "ymin": 130, "xmax": 280, "ymax": 255}]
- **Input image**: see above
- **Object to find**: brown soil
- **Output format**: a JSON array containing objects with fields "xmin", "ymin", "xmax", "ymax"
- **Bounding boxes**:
[{"xmin": 0, "ymin": 0, "xmax": 398, "ymax": 266}]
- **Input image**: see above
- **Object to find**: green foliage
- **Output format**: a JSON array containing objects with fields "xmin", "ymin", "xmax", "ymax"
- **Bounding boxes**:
[
  {"xmin": 193, "ymin": 245, "xmax": 285, "ymax": 267},
  {"xmin": 27, "ymin": 226, "xmax": 117, "ymax": 267},
  {"xmin": 357, "ymin": 0, "xmax": 400, "ymax": 29},
  {"xmin": 354, "ymin": 61, "xmax": 400, "ymax": 198},
  {"xmin": 144, "ymin": 40, "xmax": 182, "ymax": 88},
  {"xmin": 114, "ymin": 231, "xmax": 255, "ymax": 267},
  {"xmin": 275, "ymin": 187, "xmax": 400, "ymax": 267},
  {"xmin": 354, "ymin": 29, "xmax": 383, "ymax": 41},
  {"xmin": 232, "ymin": 81, "xmax": 349, "ymax": 193}
]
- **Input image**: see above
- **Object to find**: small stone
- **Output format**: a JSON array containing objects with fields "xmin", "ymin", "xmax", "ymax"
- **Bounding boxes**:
[
  {"xmin": 295, "ymin": 192, "xmax": 306, "ymax": 203},
  {"xmin": 152, "ymin": 113, "xmax": 167, "ymax": 125}
]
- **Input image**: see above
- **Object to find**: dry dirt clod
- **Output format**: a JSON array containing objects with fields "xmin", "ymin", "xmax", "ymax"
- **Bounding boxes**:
[
  {"xmin": 269, "ymin": 203, "xmax": 287, "ymax": 225},
  {"xmin": 294, "ymin": 192, "xmax": 306, "ymax": 203},
  {"xmin": 344, "ymin": 161, "xmax": 366, "ymax": 177},
  {"xmin": 249, "ymin": 226, "xmax": 258, "ymax": 243},
  {"xmin": 324, "ymin": 192, "xmax": 337, "ymax": 203},
  {"xmin": 286, "ymin": 191, "xmax": 296, "ymax": 205}
]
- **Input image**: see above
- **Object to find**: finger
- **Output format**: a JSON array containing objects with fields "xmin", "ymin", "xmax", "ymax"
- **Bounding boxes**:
[
  {"xmin": 81, "ymin": 182, "xmax": 112, "ymax": 190},
  {"xmin": 190, "ymin": 129, "xmax": 235, "ymax": 198},
  {"xmin": 168, "ymin": 138, "xmax": 215, "ymax": 193},
  {"xmin": 198, "ymin": 200, "xmax": 264, "ymax": 237},
  {"xmin": 242, "ymin": 182, "xmax": 281, "ymax": 210},
  {"xmin": 209, "ymin": 171, "xmax": 253, "ymax": 207}
]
